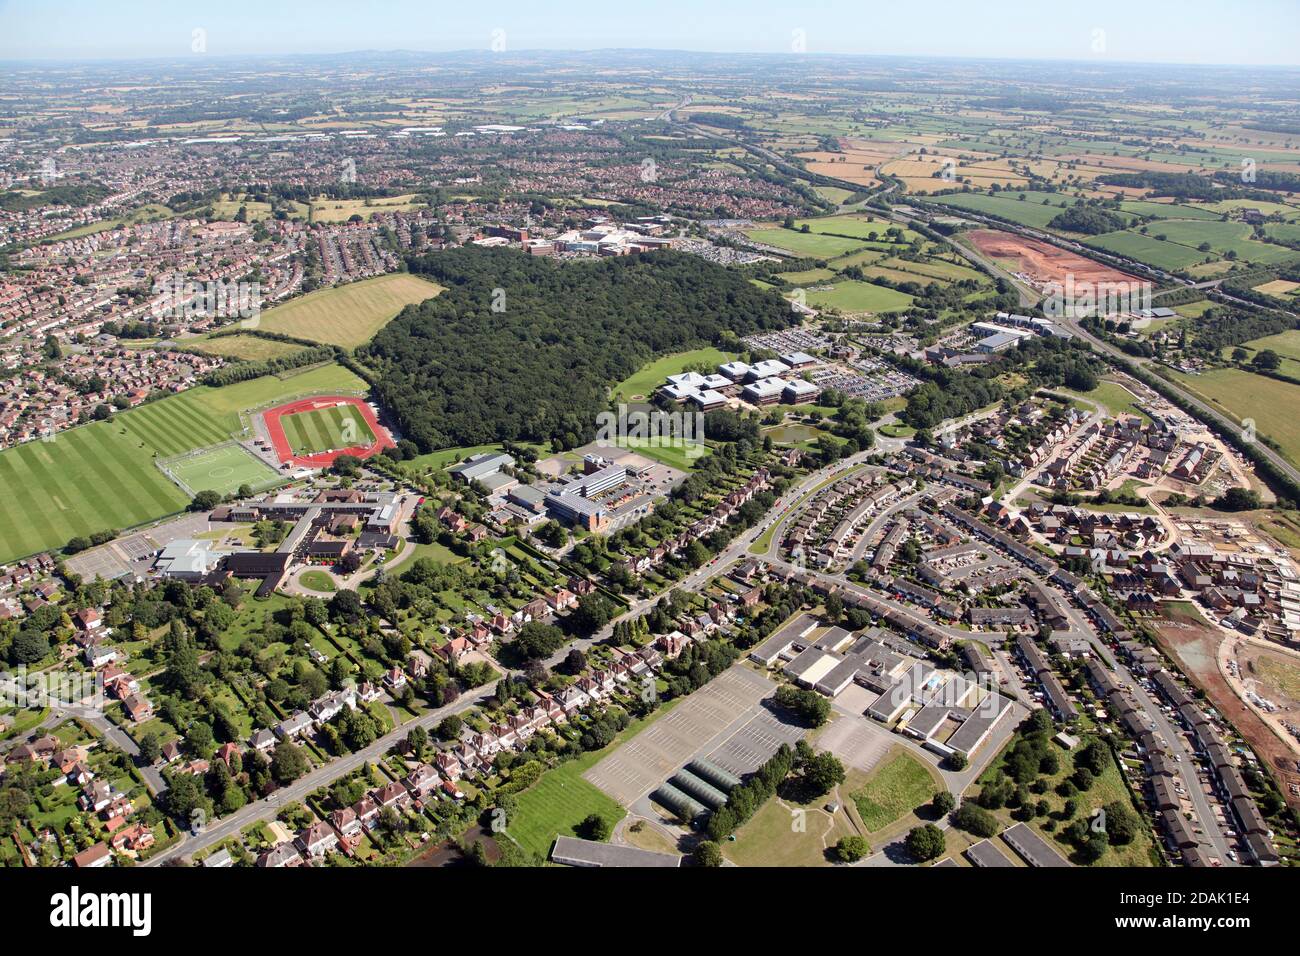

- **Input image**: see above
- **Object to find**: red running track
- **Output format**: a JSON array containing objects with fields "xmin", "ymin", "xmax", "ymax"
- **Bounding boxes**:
[{"xmin": 261, "ymin": 395, "xmax": 395, "ymax": 469}]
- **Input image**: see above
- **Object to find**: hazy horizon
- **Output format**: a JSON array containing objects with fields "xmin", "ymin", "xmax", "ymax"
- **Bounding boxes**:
[{"xmin": 1, "ymin": 0, "xmax": 1296, "ymax": 67}]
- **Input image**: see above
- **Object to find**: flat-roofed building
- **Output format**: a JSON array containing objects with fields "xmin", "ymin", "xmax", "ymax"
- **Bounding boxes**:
[
  {"xmin": 550, "ymin": 836, "xmax": 681, "ymax": 868},
  {"xmin": 1002, "ymin": 822, "xmax": 1071, "ymax": 867},
  {"xmin": 449, "ymin": 451, "xmax": 515, "ymax": 483}
]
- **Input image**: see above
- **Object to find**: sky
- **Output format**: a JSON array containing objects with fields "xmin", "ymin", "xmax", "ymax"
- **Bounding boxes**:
[{"xmin": 0, "ymin": 0, "xmax": 1296, "ymax": 67}]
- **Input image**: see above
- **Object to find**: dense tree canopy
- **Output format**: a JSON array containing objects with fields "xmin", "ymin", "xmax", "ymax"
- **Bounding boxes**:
[{"xmin": 362, "ymin": 248, "xmax": 795, "ymax": 451}]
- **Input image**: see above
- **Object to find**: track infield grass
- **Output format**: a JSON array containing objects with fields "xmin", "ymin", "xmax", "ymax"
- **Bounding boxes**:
[{"xmin": 281, "ymin": 404, "xmax": 376, "ymax": 456}]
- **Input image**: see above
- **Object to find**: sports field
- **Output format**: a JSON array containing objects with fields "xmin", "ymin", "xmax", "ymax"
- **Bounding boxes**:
[
  {"xmin": 0, "ymin": 362, "xmax": 367, "ymax": 564},
  {"xmin": 801, "ymin": 279, "xmax": 914, "ymax": 313},
  {"xmin": 0, "ymin": 423, "xmax": 189, "ymax": 564},
  {"xmin": 255, "ymin": 273, "xmax": 444, "ymax": 348},
  {"xmin": 165, "ymin": 444, "xmax": 280, "ymax": 497},
  {"xmin": 281, "ymin": 404, "xmax": 377, "ymax": 456}
]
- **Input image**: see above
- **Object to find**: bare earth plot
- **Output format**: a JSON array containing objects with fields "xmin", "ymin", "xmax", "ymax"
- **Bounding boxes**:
[{"xmin": 584, "ymin": 666, "xmax": 775, "ymax": 806}]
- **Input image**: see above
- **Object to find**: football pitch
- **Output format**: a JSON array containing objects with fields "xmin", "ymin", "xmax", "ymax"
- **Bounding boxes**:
[
  {"xmin": 281, "ymin": 404, "xmax": 376, "ymax": 455},
  {"xmin": 164, "ymin": 444, "xmax": 281, "ymax": 497}
]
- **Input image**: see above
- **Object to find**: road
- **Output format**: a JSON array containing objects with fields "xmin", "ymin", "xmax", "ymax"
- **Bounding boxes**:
[
  {"xmin": 147, "ymin": 442, "xmax": 898, "ymax": 864},
  {"xmin": 890, "ymin": 195, "xmax": 1300, "ymax": 493},
  {"xmin": 1055, "ymin": 313, "xmax": 1300, "ymax": 491}
]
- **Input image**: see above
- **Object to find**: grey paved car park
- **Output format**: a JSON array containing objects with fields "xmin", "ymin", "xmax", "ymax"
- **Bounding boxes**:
[{"xmin": 584, "ymin": 665, "xmax": 775, "ymax": 807}]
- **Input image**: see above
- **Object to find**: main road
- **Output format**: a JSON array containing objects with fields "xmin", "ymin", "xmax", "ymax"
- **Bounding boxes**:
[{"xmin": 148, "ymin": 436, "xmax": 905, "ymax": 864}]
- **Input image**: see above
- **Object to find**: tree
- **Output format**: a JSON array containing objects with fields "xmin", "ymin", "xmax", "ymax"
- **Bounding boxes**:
[
  {"xmin": 931, "ymin": 790, "xmax": 956, "ymax": 817},
  {"xmin": 436, "ymin": 714, "xmax": 464, "ymax": 740},
  {"xmin": 579, "ymin": 813, "xmax": 611, "ymax": 841},
  {"xmin": 799, "ymin": 752, "xmax": 846, "ymax": 798},
  {"xmin": 1252, "ymin": 349, "xmax": 1281, "ymax": 371},
  {"xmin": 270, "ymin": 741, "xmax": 309, "ymax": 785},
  {"xmin": 834, "ymin": 835, "xmax": 870, "ymax": 862},
  {"xmin": 513, "ymin": 621, "xmax": 566, "ymax": 659},
  {"xmin": 1101, "ymin": 801, "xmax": 1139, "ymax": 845},
  {"xmin": 906, "ymin": 823, "xmax": 946, "ymax": 862},
  {"xmin": 570, "ymin": 593, "xmax": 615, "ymax": 635},
  {"xmin": 329, "ymin": 588, "xmax": 364, "ymax": 624},
  {"xmin": 774, "ymin": 684, "xmax": 831, "ymax": 727},
  {"xmin": 137, "ymin": 733, "xmax": 163, "ymax": 764},
  {"xmin": 190, "ymin": 489, "xmax": 222, "ymax": 512},
  {"xmin": 694, "ymin": 840, "xmax": 724, "ymax": 867},
  {"xmin": 953, "ymin": 800, "xmax": 1000, "ymax": 838},
  {"xmin": 1214, "ymin": 486, "xmax": 1262, "ymax": 512},
  {"xmin": 10, "ymin": 630, "xmax": 50, "ymax": 664}
]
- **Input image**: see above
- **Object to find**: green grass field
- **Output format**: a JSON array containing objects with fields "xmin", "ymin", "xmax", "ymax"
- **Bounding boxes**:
[
  {"xmin": 1086, "ymin": 222, "xmax": 1294, "ymax": 270},
  {"xmin": 793, "ymin": 214, "xmax": 919, "ymax": 242},
  {"xmin": 187, "ymin": 335, "xmax": 308, "ymax": 362},
  {"xmin": 1063, "ymin": 379, "xmax": 1151, "ymax": 422},
  {"xmin": 0, "ymin": 424, "xmax": 189, "ymax": 564},
  {"xmin": 281, "ymin": 404, "xmax": 376, "ymax": 455},
  {"xmin": 166, "ymin": 444, "xmax": 280, "ymax": 496},
  {"xmin": 600, "ymin": 436, "xmax": 708, "ymax": 471},
  {"xmin": 850, "ymin": 749, "xmax": 938, "ymax": 832},
  {"xmin": 926, "ymin": 192, "xmax": 1069, "ymax": 229},
  {"xmin": 0, "ymin": 363, "xmax": 367, "ymax": 564},
  {"xmin": 1172, "ymin": 367, "xmax": 1300, "ymax": 466},
  {"xmin": 802, "ymin": 279, "xmax": 914, "ymax": 313},
  {"xmin": 506, "ymin": 701, "xmax": 682, "ymax": 859},
  {"xmin": 299, "ymin": 570, "xmax": 338, "ymax": 593},
  {"xmin": 1116, "ymin": 200, "xmax": 1221, "ymax": 221},
  {"xmin": 610, "ymin": 347, "xmax": 734, "ymax": 402},
  {"xmin": 1082, "ymin": 231, "xmax": 1208, "ymax": 270},
  {"xmin": 256, "ymin": 273, "xmax": 443, "ymax": 348},
  {"xmin": 743, "ymin": 226, "xmax": 866, "ymax": 258}
]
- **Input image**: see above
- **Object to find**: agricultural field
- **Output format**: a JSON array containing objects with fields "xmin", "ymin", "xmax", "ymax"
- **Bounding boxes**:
[
  {"xmin": 1171, "ymin": 367, "xmax": 1300, "ymax": 466},
  {"xmin": 187, "ymin": 334, "xmax": 308, "ymax": 362},
  {"xmin": 1149, "ymin": 219, "xmax": 1296, "ymax": 264},
  {"xmin": 926, "ymin": 192, "xmax": 1073, "ymax": 229},
  {"xmin": 0, "ymin": 362, "xmax": 366, "ymax": 563},
  {"xmin": 742, "ymin": 226, "xmax": 867, "ymax": 258},
  {"xmin": 1082, "ymin": 231, "xmax": 1208, "ymax": 270},
  {"xmin": 281, "ymin": 404, "xmax": 377, "ymax": 456},
  {"xmin": 256, "ymin": 273, "xmax": 444, "ymax": 347}
]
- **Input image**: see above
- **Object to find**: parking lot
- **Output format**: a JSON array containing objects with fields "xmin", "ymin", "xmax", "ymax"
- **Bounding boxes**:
[{"xmin": 584, "ymin": 665, "xmax": 777, "ymax": 806}]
